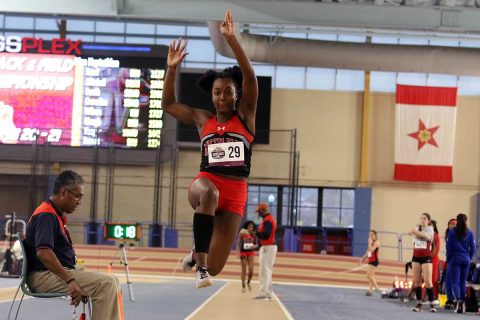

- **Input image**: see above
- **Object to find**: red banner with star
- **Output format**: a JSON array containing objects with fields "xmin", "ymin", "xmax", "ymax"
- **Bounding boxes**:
[{"xmin": 394, "ymin": 84, "xmax": 457, "ymax": 182}]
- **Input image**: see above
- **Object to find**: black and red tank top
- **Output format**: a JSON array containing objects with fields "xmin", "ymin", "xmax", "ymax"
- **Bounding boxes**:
[
  {"xmin": 368, "ymin": 246, "xmax": 379, "ymax": 263},
  {"xmin": 200, "ymin": 113, "xmax": 254, "ymax": 177},
  {"xmin": 412, "ymin": 226, "xmax": 434, "ymax": 258}
]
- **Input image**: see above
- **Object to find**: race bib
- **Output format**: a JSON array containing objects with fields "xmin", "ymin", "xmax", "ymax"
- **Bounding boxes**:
[
  {"xmin": 243, "ymin": 243, "xmax": 255, "ymax": 250},
  {"xmin": 207, "ymin": 141, "xmax": 244, "ymax": 166},
  {"xmin": 414, "ymin": 240, "xmax": 428, "ymax": 249}
]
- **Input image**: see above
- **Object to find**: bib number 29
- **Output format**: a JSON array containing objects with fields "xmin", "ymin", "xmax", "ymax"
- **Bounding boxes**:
[{"xmin": 229, "ymin": 146, "xmax": 241, "ymax": 158}]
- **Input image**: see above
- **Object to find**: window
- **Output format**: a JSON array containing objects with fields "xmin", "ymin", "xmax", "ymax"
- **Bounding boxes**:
[
  {"xmin": 156, "ymin": 38, "xmax": 174, "ymax": 46},
  {"xmin": 338, "ymin": 34, "xmax": 365, "ymax": 43},
  {"xmin": 370, "ymin": 71, "xmax": 397, "ymax": 92},
  {"xmin": 5, "ymin": 16, "xmax": 34, "ymax": 30},
  {"xmin": 297, "ymin": 188, "xmax": 319, "ymax": 227},
  {"xmin": 398, "ymin": 37, "xmax": 428, "ymax": 45},
  {"xmin": 96, "ymin": 21, "xmax": 125, "ymax": 34},
  {"xmin": 35, "ymin": 18, "xmax": 57, "ymax": 31},
  {"xmin": 280, "ymin": 32, "xmax": 307, "ymax": 39},
  {"xmin": 282, "ymin": 187, "xmax": 319, "ymax": 227},
  {"xmin": 276, "ymin": 66, "xmax": 305, "ymax": 89},
  {"xmin": 125, "ymin": 37, "xmax": 155, "ymax": 44},
  {"xmin": 397, "ymin": 72, "xmax": 427, "ymax": 86},
  {"xmin": 246, "ymin": 185, "xmax": 278, "ymax": 224},
  {"xmin": 458, "ymin": 76, "xmax": 480, "ymax": 96},
  {"xmin": 307, "ymin": 33, "xmax": 337, "ymax": 41},
  {"xmin": 306, "ymin": 67, "xmax": 336, "ymax": 90},
  {"xmin": 184, "ymin": 39, "xmax": 215, "ymax": 63},
  {"xmin": 157, "ymin": 24, "xmax": 185, "ymax": 36},
  {"xmin": 460, "ymin": 39, "xmax": 480, "ymax": 48},
  {"xmin": 67, "ymin": 19, "xmax": 95, "ymax": 32},
  {"xmin": 186, "ymin": 26, "xmax": 210, "ymax": 37},
  {"xmin": 322, "ymin": 188, "xmax": 354, "ymax": 228},
  {"xmin": 427, "ymin": 73, "xmax": 458, "ymax": 87},
  {"xmin": 33, "ymin": 33, "xmax": 55, "ymax": 40},
  {"xmin": 253, "ymin": 64, "xmax": 275, "ymax": 78},
  {"xmin": 215, "ymin": 52, "xmax": 236, "ymax": 64},
  {"xmin": 126, "ymin": 23, "xmax": 155, "ymax": 35},
  {"xmin": 371, "ymin": 36, "xmax": 398, "ymax": 44},
  {"xmin": 95, "ymin": 35, "xmax": 125, "ymax": 43},
  {"xmin": 429, "ymin": 38, "xmax": 459, "ymax": 47},
  {"xmin": 69, "ymin": 34, "xmax": 94, "ymax": 42},
  {"xmin": 336, "ymin": 70, "xmax": 364, "ymax": 91}
]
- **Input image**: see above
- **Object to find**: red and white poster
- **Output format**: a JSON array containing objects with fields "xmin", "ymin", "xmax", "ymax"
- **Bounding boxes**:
[
  {"xmin": 394, "ymin": 84, "xmax": 457, "ymax": 182},
  {"xmin": 0, "ymin": 52, "xmax": 75, "ymax": 145}
]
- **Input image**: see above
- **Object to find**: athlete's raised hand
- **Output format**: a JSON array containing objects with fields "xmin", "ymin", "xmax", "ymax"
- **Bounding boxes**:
[
  {"xmin": 167, "ymin": 37, "xmax": 188, "ymax": 68},
  {"xmin": 220, "ymin": 10, "xmax": 235, "ymax": 38}
]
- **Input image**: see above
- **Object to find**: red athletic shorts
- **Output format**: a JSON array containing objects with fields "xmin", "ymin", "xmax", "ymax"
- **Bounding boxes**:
[
  {"xmin": 240, "ymin": 252, "xmax": 255, "ymax": 258},
  {"xmin": 192, "ymin": 171, "xmax": 247, "ymax": 217}
]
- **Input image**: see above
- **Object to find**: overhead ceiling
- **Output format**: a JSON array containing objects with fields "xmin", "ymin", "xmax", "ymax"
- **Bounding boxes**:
[
  {"xmin": 4, "ymin": 0, "xmax": 480, "ymax": 74},
  {"xmin": 2, "ymin": 0, "xmax": 480, "ymax": 35}
]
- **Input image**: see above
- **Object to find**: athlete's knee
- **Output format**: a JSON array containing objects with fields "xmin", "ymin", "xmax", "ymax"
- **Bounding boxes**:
[
  {"xmin": 208, "ymin": 264, "xmax": 224, "ymax": 276},
  {"xmin": 200, "ymin": 187, "xmax": 219, "ymax": 204}
]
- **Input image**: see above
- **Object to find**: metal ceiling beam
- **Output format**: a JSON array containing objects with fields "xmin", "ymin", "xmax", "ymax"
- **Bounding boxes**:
[{"xmin": 2, "ymin": 0, "xmax": 480, "ymax": 34}]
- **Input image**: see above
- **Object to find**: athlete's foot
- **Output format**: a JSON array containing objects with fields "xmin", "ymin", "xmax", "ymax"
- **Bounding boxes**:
[
  {"xmin": 195, "ymin": 266, "xmax": 212, "ymax": 288},
  {"xmin": 412, "ymin": 303, "xmax": 422, "ymax": 312},
  {"xmin": 247, "ymin": 282, "xmax": 252, "ymax": 291},
  {"xmin": 444, "ymin": 300, "xmax": 454, "ymax": 310},
  {"xmin": 242, "ymin": 286, "xmax": 246, "ymax": 293},
  {"xmin": 182, "ymin": 250, "xmax": 196, "ymax": 272},
  {"xmin": 365, "ymin": 291, "xmax": 372, "ymax": 296},
  {"xmin": 429, "ymin": 304, "xmax": 437, "ymax": 313}
]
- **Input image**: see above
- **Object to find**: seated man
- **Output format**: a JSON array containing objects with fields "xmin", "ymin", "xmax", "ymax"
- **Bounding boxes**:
[{"xmin": 25, "ymin": 170, "xmax": 123, "ymax": 319}]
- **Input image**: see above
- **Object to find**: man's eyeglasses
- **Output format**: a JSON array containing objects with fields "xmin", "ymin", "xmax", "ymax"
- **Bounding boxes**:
[{"xmin": 65, "ymin": 188, "xmax": 83, "ymax": 201}]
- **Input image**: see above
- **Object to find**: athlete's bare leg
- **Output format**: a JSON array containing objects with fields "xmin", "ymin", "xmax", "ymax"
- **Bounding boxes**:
[
  {"xmin": 207, "ymin": 211, "xmax": 242, "ymax": 276},
  {"xmin": 241, "ymin": 257, "xmax": 248, "ymax": 289},
  {"xmin": 247, "ymin": 255, "xmax": 254, "ymax": 287},
  {"xmin": 188, "ymin": 178, "xmax": 218, "ymax": 267}
]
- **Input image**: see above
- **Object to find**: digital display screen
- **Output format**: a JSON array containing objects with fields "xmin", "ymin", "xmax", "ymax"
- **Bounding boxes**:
[
  {"xmin": 0, "ymin": 51, "xmax": 165, "ymax": 149},
  {"xmin": 104, "ymin": 222, "xmax": 141, "ymax": 241}
]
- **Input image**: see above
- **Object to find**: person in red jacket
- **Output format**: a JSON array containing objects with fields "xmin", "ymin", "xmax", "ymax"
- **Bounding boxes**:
[
  {"xmin": 254, "ymin": 203, "xmax": 277, "ymax": 300},
  {"xmin": 25, "ymin": 170, "xmax": 122, "ymax": 319},
  {"xmin": 430, "ymin": 220, "xmax": 441, "ymax": 300},
  {"xmin": 237, "ymin": 220, "xmax": 257, "ymax": 292}
]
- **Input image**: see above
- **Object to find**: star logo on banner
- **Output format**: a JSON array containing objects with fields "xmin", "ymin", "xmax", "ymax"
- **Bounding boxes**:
[{"xmin": 407, "ymin": 119, "xmax": 440, "ymax": 150}]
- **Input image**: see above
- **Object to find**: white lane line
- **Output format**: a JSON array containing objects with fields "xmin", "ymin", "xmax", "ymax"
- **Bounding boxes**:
[
  {"xmin": 184, "ymin": 281, "xmax": 230, "ymax": 320},
  {"xmin": 116, "ymin": 273, "xmax": 369, "ymax": 290},
  {"xmin": 272, "ymin": 291, "xmax": 295, "ymax": 320},
  {"xmin": 309, "ymin": 264, "xmax": 368, "ymax": 277},
  {"xmin": 0, "ymin": 296, "xmax": 32, "ymax": 304},
  {"xmin": 133, "ymin": 256, "xmax": 147, "ymax": 262}
]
